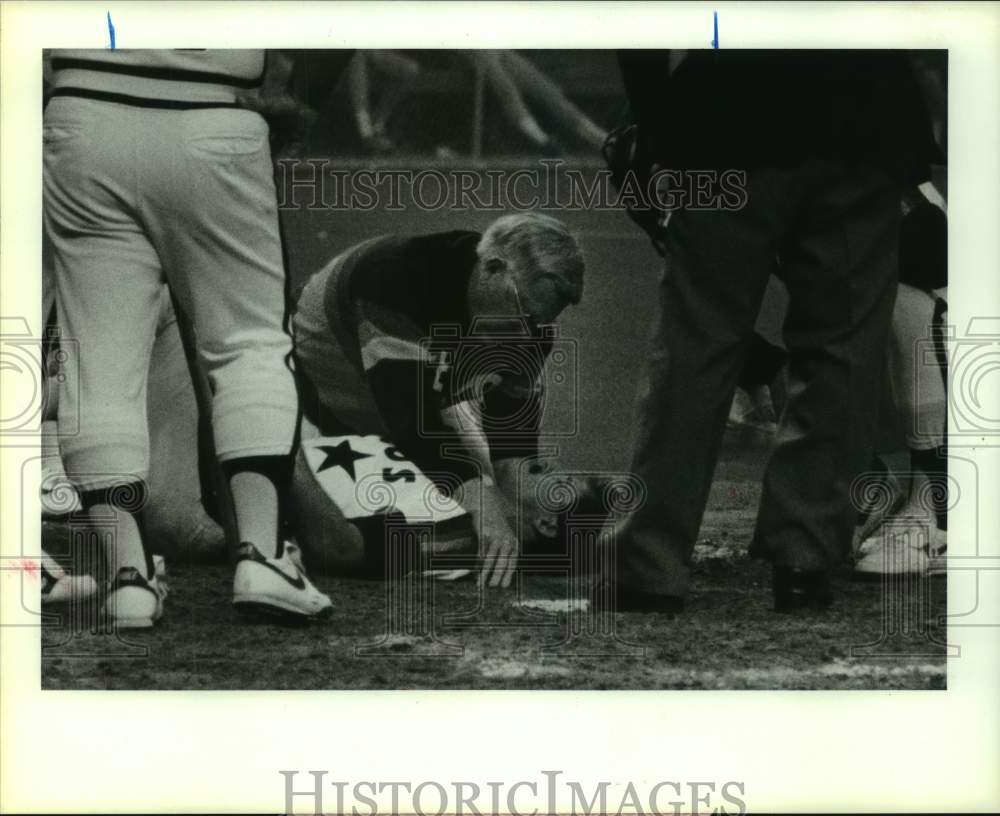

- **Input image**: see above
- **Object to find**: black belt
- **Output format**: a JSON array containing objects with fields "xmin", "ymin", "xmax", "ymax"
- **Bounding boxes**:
[
  {"xmin": 51, "ymin": 57, "xmax": 263, "ymax": 88},
  {"xmin": 50, "ymin": 87, "xmax": 244, "ymax": 110}
]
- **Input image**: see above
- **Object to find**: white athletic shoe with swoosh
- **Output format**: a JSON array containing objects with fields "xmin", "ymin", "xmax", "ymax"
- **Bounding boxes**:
[
  {"xmin": 232, "ymin": 541, "xmax": 332, "ymax": 621},
  {"xmin": 854, "ymin": 522, "xmax": 947, "ymax": 577}
]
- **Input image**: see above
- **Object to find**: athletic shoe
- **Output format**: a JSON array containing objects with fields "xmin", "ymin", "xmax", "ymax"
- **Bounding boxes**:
[
  {"xmin": 854, "ymin": 521, "xmax": 946, "ymax": 577},
  {"xmin": 590, "ymin": 580, "xmax": 685, "ymax": 615},
  {"xmin": 232, "ymin": 541, "xmax": 333, "ymax": 622},
  {"xmin": 43, "ymin": 554, "xmax": 164, "ymax": 604},
  {"xmin": 102, "ymin": 566, "xmax": 167, "ymax": 629},
  {"xmin": 40, "ymin": 553, "xmax": 98, "ymax": 605}
]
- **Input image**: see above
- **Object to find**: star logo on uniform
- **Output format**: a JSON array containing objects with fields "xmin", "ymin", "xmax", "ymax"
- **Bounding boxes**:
[{"xmin": 315, "ymin": 440, "xmax": 372, "ymax": 481}]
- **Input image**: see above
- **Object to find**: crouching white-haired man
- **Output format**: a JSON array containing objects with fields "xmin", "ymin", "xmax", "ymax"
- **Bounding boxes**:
[{"xmin": 290, "ymin": 213, "xmax": 585, "ymax": 588}]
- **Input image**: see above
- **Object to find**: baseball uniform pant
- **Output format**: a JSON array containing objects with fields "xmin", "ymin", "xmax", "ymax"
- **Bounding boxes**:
[
  {"xmin": 616, "ymin": 159, "xmax": 901, "ymax": 597},
  {"xmin": 44, "ymin": 96, "xmax": 298, "ymax": 490},
  {"xmin": 888, "ymin": 283, "xmax": 948, "ymax": 452}
]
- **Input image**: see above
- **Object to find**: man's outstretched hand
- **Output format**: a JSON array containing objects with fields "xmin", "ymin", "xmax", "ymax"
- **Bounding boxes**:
[{"xmin": 462, "ymin": 478, "xmax": 519, "ymax": 589}]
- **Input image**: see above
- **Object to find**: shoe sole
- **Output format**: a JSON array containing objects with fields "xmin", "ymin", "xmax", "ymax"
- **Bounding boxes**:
[
  {"xmin": 233, "ymin": 593, "xmax": 333, "ymax": 624},
  {"xmin": 111, "ymin": 617, "xmax": 156, "ymax": 629},
  {"xmin": 103, "ymin": 612, "xmax": 159, "ymax": 629},
  {"xmin": 851, "ymin": 567, "xmax": 945, "ymax": 582}
]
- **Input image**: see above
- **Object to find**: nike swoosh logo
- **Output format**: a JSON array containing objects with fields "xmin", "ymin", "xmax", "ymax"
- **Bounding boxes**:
[
  {"xmin": 259, "ymin": 559, "xmax": 307, "ymax": 590},
  {"xmin": 240, "ymin": 545, "xmax": 307, "ymax": 591}
]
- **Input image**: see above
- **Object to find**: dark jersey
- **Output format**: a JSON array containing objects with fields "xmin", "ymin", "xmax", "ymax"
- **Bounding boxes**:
[{"xmin": 293, "ymin": 231, "xmax": 547, "ymax": 482}]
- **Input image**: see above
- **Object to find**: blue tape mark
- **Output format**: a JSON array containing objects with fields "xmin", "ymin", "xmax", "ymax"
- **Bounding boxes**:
[
  {"xmin": 711, "ymin": 10, "xmax": 719, "ymax": 48},
  {"xmin": 107, "ymin": 11, "xmax": 115, "ymax": 49}
]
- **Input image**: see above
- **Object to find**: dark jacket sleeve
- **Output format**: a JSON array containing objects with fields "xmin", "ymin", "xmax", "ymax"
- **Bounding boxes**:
[
  {"xmin": 357, "ymin": 299, "xmax": 483, "ymax": 484},
  {"xmin": 479, "ymin": 370, "xmax": 544, "ymax": 463}
]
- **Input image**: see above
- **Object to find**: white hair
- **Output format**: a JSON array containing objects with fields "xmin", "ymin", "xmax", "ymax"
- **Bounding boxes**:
[{"xmin": 477, "ymin": 213, "xmax": 584, "ymax": 304}]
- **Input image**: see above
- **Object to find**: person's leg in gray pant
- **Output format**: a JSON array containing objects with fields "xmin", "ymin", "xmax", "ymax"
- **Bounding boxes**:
[{"xmin": 609, "ymin": 160, "xmax": 900, "ymax": 610}]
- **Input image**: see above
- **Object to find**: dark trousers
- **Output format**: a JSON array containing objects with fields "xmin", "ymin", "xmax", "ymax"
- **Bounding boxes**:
[{"xmin": 617, "ymin": 159, "xmax": 901, "ymax": 598}]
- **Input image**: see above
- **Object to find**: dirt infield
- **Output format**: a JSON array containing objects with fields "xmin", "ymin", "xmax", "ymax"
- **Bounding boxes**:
[{"xmin": 40, "ymin": 440, "xmax": 948, "ymax": 691}]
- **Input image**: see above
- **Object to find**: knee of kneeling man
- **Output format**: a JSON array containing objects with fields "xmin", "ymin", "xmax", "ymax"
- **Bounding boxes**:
[{"xmin": 295, "ymin": 520, "xmax": 366, "ymax": 575}]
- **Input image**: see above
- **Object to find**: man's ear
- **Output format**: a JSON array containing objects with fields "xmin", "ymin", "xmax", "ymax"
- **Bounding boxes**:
[
  {"xmin": 532, "ymin": 514, "xmax": 559, "ymax": 540},
  {"xmin": 483, "ymin": 257, "xmax": 506, "ymax": 276}
]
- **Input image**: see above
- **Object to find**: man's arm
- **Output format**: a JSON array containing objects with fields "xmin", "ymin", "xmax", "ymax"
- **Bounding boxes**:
[
  {"xmin": 354, "ymin": 298, "xmax": 521, "ymax": 588},
  {"xmin": 436, "ymin": 397, "xmax": 521, "ymax": 589}
]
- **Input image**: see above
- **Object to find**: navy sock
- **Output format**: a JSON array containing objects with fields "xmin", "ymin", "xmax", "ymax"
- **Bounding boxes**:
[
  {"xmin": 80, "ymin": 480, "xmax": 155, "ymax": 578},
  {"xmin": 223, "ymin": 455, "xmax": 294, "ymax": 556}
]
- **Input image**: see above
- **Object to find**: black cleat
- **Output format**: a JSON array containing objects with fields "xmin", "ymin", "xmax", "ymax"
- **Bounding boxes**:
[{"xmin": 593, "ymin": 582, "xmax": 685, "ymax": 615}]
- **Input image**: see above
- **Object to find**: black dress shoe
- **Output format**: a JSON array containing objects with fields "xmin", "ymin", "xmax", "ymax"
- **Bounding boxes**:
[
  {"xmin": 593, "ymin": 582, "xmax": 685, "ymax": 615},
  {"xmin": 772, "ymin": 565, "xmax": 833, "ymax": 613}
]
